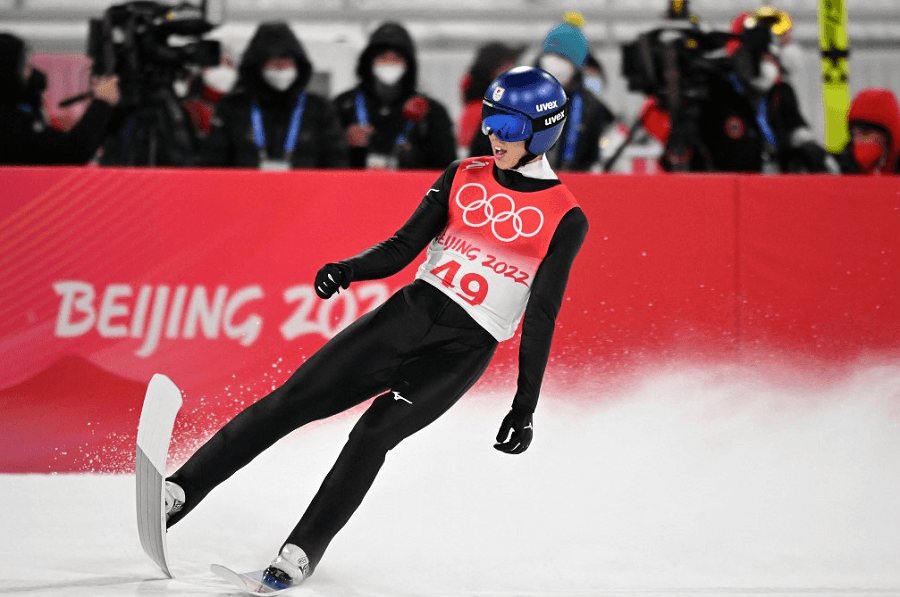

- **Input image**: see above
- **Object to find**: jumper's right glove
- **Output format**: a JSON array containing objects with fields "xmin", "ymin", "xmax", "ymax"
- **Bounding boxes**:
[
  {"xmin": 314, "ymin": 262, "xmax": 352, "ymax": 299},
  {"xmin": 494, "ymin": 408, "xmax": 534, "ymax": 455}
]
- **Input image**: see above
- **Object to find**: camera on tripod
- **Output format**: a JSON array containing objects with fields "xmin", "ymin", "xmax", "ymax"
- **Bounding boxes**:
[
  {"xmin": 87, "ymin": 0, "xmax": 223, "ymax": 107},
  {"xmin": 82, "ymin": 0, "xmax": 226, "ymax": 166},
  {"xmin": 616, "ymin": 20, "xmax": 774, "ymax": 171},
  {"xmin": 622, "ymin": 25, "xmax": 739, "ymax": 113}
]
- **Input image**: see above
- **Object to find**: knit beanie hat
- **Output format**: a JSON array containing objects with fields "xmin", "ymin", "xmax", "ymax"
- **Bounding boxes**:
[{"xmin": 541, "ymin": 22, "xmax": 588, "ymax": 68}]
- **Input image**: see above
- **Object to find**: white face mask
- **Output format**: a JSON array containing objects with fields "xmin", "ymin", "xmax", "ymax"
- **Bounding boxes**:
[
  {"xmin": 751, "ymin": 58, "xmax": 781, "ymax": 92},
  {"xmin": 583, "ymin": 74, "xmax": 603, "ymax": 97},
  {"xmin": 262, "ymin": 67, "xmax": 297, "ymax": 91},
  {"xmin": 372, "ymin": 63, "xmax": 406, "ymax": 86},
  {"xmin": 204, "ymin": 65, "xmax": 237, "ymax": 93},
  {"xmin": 539, "ymin": 53, "xmax": 576, "ymax": 87},
  {"xmin": 172, "ymin": 79, "xmax": 190, "ymax": 98}
]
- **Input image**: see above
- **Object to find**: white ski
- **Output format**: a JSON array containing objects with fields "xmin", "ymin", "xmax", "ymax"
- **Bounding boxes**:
[
  {"xmin": 211, "ymin": 564, "xmax": 295, "ymax": 595},
  {"xmin": 135, "ymin": 373, "xmax": 183, "ymax": 577}
]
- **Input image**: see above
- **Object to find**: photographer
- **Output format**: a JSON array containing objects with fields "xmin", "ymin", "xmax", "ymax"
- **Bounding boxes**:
[
  {"xmin": 90, "ymin": 2, "xmax": 222, "ymax": 166},
  {"xmin": 726, "ymin": 9, "xmax": 835, "ymax": 173},
  {"xmin": 0, "ymin": 32, "xmax": 120, "ymax": 166},
  {"xmin": 620, "ymin": 6, "xmax": 833, "ymax": 173}
]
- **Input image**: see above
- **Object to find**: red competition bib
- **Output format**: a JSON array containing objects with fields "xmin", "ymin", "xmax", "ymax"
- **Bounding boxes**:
[{"xmin": 416, "ymin": 157, "xmax": 579, "ymax": 340}]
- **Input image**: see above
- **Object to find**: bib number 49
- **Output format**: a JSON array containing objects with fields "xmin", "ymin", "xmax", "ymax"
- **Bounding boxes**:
[{"xmin": 430, "ymin": 259, "xmax": 488, "ymax": 306}]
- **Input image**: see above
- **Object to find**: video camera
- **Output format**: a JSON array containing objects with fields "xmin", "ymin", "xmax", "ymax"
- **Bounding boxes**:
[
  {"xmin": 613, "ymin": 19, "xmax": 776, "ymax": 172},
  {"xmin": 620, "ymin": 21, "xmax": 773, "ymax": 112},
  {"xmin": 87, "ymin": 0, "xmax": 223, "ymax": 107}
]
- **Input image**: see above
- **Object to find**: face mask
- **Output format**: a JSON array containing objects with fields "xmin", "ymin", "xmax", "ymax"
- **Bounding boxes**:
[
  {"xmin": 751, "ymin": 58, "xmax": 781, "ymax": 92},
  {"xmin": 262, "ymin": 67, "xmax": 297, "ymax": 91},
  {"xmin": 583, "ymin": 74, "xmax": 603, "ymax": 97},
  {"xmin": 172, "ymin": 79, "xmax": 190, "ymax": 98},
  {"xmin": 204, "ymin": 65, "xmax": 237, "ymax": 94},
  {"xmin": 539, "ymin": 53, "xmax": 576, "ymax": 87},
  {"xmin": 372, "ymin": 63, "xmax": 406, "ymax": 86},
  {"xmin": 853, "ymin": 140, "xmax": 887, "ymax": 173}
]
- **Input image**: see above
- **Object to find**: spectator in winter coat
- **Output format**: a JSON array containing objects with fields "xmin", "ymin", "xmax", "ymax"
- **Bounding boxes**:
[
  {"xmin": 833, "ymin": 88, "xmax": 900, "ymax": 175},
  {"xmin": 537, "ymin": 18, "xmax": 616, "ymax": 172},
  {"xmin": 0, "ymin": 31, "xmax": 120, "ymax": 165},
  {"xmin": 332, "ymin": 22, "xmax": 457, "ymax": 170},
  {"xmin": 689, "ymin": 73, "xmax": 833, "ymax": 173},
  {"xmin": 731, "ymin": 8, "xmax": 835, "ymax": 173},
  {"xmin": 198, "ymin": 22, "xmax": 348, "ymax": 170}
]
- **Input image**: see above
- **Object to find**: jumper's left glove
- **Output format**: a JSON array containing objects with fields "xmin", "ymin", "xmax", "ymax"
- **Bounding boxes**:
[{"xmin": 494, "ymin": 408, "xmax": 533, "ymax": 455}]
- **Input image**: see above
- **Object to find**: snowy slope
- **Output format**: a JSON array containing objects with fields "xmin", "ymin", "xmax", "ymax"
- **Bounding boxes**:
[{"xmin": 1, "ymin": 365, "xmax": 899, "ymax": 597}]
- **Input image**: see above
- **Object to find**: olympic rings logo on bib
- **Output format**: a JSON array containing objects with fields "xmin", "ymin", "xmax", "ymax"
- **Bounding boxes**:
[{"xmin": 454, "ymin": 183, "xmax": 544, "ymax": 243}]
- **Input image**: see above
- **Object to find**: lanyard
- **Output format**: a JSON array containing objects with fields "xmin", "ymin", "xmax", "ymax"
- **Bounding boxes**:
[
  {"xmin": 395, "ymin": 119, "xmax": 415, "ymax": 146},
  {"xmin": 355, "ymin": 91, "xmax": 369, "ymax": 126},
  {"xmin": 355, "ymin": 90, "xmax": 415, "ymax": 148},
  {"xmin": 729, "ymin": 74, "xmax": 778, "ymax": 149},
  {"xmin": 560, "ymin": 91, "xmax": 583, "ymax": 165},
  {"xmin": 755, "ymin": 98, "xmax": 777, "ymax": 148},
  {"xmin": 250, "ymin": 93, "xmax": 307, "ymax": 159}
]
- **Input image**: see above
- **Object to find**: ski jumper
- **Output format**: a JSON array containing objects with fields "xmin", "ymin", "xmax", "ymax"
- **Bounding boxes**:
[{"xmin": 167, "ymin": 156, "xmax": 588, "ymax": 572}]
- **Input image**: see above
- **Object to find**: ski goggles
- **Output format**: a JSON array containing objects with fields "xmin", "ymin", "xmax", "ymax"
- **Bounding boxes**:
[
  {"xmin": 481, "ymin": 101, "xmax": 532, "ymax": 142},
  {"xmin": 481, "ymin": 100, "xmax": 567, "ymax": 143}
]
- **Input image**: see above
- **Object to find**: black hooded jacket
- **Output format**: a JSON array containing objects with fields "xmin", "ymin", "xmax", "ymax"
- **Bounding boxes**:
[
  {"xmin": 198, "ymin": 22, "xmax": 348, "ymax": 168},
  {"xmin": 333, "ymin": 22, "xmax": 456, "ymax": 170},
  {"xmin": 0, "ymin": 32, "xmax": 115, "ymax": 165}
]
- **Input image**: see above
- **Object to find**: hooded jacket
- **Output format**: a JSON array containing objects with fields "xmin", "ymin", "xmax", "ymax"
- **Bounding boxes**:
[
  {"xmin": 333, "ymin": 22, "xmax": 456, "ymax": 170},
  {"xmin": 356, "ymin": 22, "xmax": 418, "ymax": 100},
  {"xmin": 198, "ymin": 22, "xmax": 348, "ymax": 168},
  {"xmin": 835, "ymin": 88, "xmax": 900, "ymax": 174}
]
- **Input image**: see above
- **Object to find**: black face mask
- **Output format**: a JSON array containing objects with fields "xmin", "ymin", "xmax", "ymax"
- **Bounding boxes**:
[{"xmin": 22, "ymin": 68, "xmax": 47, "ymax": 106}]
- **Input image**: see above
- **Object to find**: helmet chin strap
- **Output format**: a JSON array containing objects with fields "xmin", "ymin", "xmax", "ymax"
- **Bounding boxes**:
[{"xmin": 515, "ymin": 150, "xmax": 539, "ymax": 169}]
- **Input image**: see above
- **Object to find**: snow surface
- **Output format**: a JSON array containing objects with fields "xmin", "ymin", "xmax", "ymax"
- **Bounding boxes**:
[{"xmin": 2, "ymin": 365, "xmax": 900, "ymax": 597}]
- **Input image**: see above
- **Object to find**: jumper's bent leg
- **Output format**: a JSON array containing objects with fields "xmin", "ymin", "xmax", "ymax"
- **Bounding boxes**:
[{"xmin": 285, "ymin": 338, "xmax": 497, "ymax": 571}]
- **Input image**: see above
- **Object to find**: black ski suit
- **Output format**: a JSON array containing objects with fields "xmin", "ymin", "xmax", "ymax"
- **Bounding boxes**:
[{"xmin": 167, "ymin": 157, "xmax": 588, "ymax": 572}]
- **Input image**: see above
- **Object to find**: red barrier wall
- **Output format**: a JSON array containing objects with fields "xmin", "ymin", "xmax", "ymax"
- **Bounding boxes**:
[
  {"xmin": 1, "ymin": 167, "xmax": 897, "ymax": 472},
  {"xmin": 737, "ymin": 176, "xmax": 899, "ymax": 362}
]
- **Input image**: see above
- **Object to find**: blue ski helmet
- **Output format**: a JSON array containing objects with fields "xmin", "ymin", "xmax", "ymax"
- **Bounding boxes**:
[{"xmin": 481, "ymin": 66, "xmax": 568, "ymax": 155}]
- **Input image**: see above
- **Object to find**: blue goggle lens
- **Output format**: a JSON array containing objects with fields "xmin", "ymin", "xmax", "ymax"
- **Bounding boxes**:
[{"xmin": 481, "ymin": 103, "xmax": 532, "ymax": 142}]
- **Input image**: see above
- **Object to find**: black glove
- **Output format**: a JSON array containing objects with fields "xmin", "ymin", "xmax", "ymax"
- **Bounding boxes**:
[
  {"xmin": 793, "ymin": 141, "xmax": 832, "ymax": 173},
  {"xmin": 314, "ymin": 262, "xmax": 352, "ymax": 299},
  {"xmin": 494, "ymin": 408, "xmax": 533, "ymax": 454}
]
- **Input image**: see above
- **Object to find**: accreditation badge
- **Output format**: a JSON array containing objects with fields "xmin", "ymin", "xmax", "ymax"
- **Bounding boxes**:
[{"xmin": 259, "ymin": 159, "xmax": 290, "ymax": 171}]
